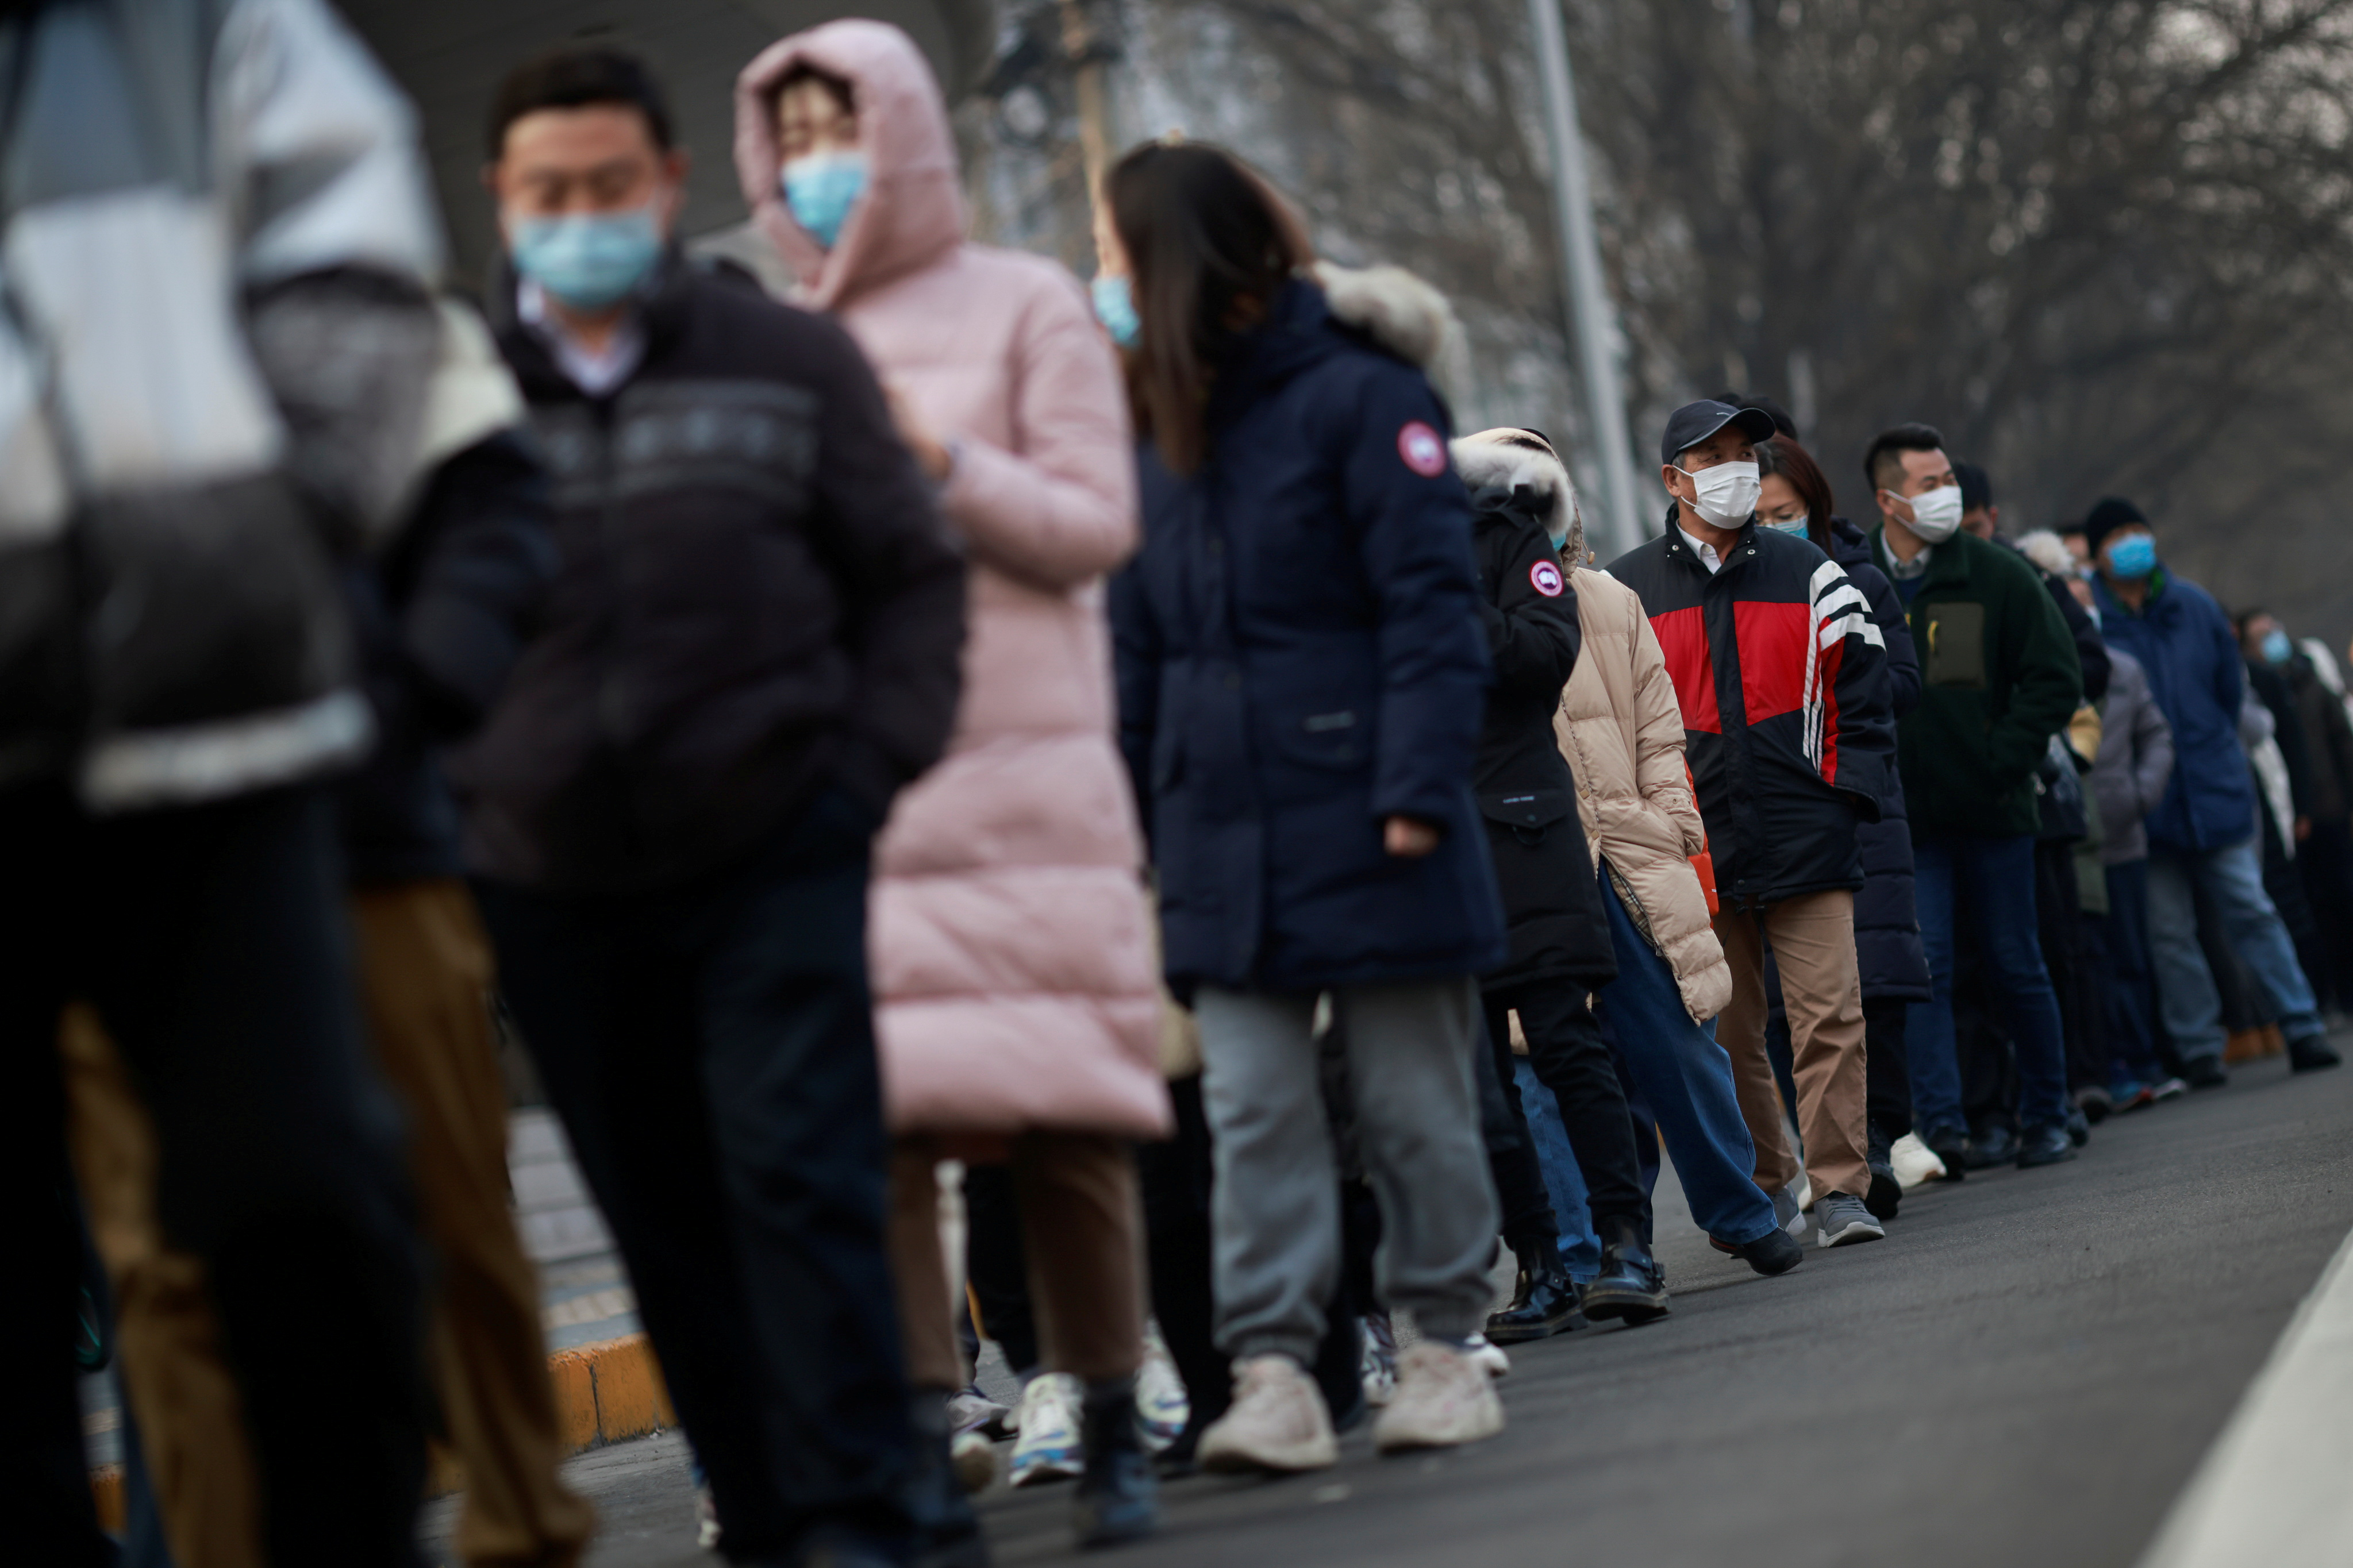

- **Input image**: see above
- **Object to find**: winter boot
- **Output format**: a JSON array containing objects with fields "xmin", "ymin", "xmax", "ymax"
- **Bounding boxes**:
[
  {"xmin": 1580, "ymin": 1216, "xmax": 1671, "ymax": 1325},
  {"xmin": 1483, "ymin": 1240, "xmax": 1587, "ymax": 1344}
]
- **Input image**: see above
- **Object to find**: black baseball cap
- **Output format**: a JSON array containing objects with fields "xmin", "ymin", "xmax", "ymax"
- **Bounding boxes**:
[{"xmin": 1660, "ymin": 400, "xmax": 1779, "ymax": 466}]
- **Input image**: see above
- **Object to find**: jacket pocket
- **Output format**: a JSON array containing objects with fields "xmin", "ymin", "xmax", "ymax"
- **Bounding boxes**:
[
  {"xmin": 1478, "ymin": 787, "xmax": 1575, "ymax": 845},
  {"xmin": 1921, "ymin": 601, "xmax": 1988, "ymax": 688},
  {"xmin": 1268, "ymin": 704, "xmax": 1371, "ymax": 770}
]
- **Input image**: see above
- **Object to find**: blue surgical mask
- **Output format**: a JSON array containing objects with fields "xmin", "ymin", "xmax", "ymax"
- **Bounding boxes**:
[
  {"xmin": 509, "ymin": 201, "xmax": 665, "ymax": 311},
  {"xmin": 2106, "ymin": 531, "xmax": 2156, "ymax": 580},
  {"xmin": 782, "ymin": 151, "xmax": 868, "ymax": 249},
  {"xmin": 1091, "ymin": 273, "xmax": 1139, "ymax": 348},
  {"xmin": 1763, "ymin": 514, "xmax": 1810, "ymax": 537},
  {"xmin": 2263, "ymin": 628, "xmax": 2294, "ymax": 667}
]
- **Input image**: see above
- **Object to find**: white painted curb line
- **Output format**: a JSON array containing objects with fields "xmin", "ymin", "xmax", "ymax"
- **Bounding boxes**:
[{"xmin": 2141, "ymin": 1223, "xmax": 2353, "ymax": 1567}]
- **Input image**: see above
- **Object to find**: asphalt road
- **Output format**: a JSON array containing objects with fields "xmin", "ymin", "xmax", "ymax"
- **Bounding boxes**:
[{"xmin": 425, "ymin": 1046, "xmax": 2353, "ymax": 1568}]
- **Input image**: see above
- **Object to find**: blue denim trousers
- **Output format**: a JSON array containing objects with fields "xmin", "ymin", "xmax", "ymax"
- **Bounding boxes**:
[
  {"xmin": 1906, "ymin": 832, "xmax": 2074, "ymax": 1139},
  {"xmin": 2146, "ymin": 835, "xmax": 2324, "ymax": 1062},
  {"xmin": 2098, "ymin": 858, "xmax": 2165, "ymax": 1084}
]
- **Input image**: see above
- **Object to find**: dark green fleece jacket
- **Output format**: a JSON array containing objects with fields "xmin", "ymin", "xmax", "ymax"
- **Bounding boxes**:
[{"xmin": 1870, "ymin": 526, "xmax": 2083, "ymax": 839}]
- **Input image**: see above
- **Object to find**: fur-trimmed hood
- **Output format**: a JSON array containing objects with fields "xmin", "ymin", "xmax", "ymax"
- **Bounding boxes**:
[
  {"xmin": 1313, "ymin": 260, "xmax": 1460, "ymax": 369},
  {"xmin": 1451, "ymin": 426, "xmax": 1581, "ymax": 560}
]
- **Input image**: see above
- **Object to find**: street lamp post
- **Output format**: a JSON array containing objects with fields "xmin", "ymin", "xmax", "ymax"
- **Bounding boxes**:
[{"xmin": 1525, "ymin": 0, "xmax": 1645, "ymax": 556}]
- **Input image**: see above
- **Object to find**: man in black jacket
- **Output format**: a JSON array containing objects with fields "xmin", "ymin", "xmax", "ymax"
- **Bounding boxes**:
[
  {"xmin": 1608, "ymin": 402, "xmax": 1893, "ymax": 1250},
  {"xmin": 1453, "ymin": 429, "xmax": 1667, "ymax": 1335},
  {"xmin": 458, "ymin": 50, "xmax": 967, "ymax": 1568}
]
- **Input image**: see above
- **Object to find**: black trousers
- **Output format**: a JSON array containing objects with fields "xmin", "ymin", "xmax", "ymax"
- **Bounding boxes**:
[
  {"xmin": 477, "ymin": 791, "xmax": 912, "ymax": 1561},
  {"xmin": 1484, "ymin": 980, "xmax": 1648, "ymax": 1235},
  {"xmin": 2299, "ymin": 816, "xmax": 2353, "ymax": 1013},
  {"xmin": 0, "ymin": 784, "xmax": 425, "ymax": 1568}
]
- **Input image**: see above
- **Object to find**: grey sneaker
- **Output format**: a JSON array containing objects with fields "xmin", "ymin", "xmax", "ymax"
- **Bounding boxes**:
[
  {"xmin": 1199, "ymin": 1355, "xmax": 1339, "ymax": 1473},
  {"xmin": 1771, "ymin": 1183, "xmax": 1805, "ymax": 1235},
  {"xmin": 1372, "ymin": 1341, "xmax": 1505, "ymax": 1454},
  {"xmin": 1814, "ymin": 1191, "xmax": 1887, "ymax": 1247}
]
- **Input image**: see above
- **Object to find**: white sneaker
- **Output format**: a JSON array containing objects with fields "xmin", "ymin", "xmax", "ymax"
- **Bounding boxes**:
[
  {"xmin": 1198, "ymin": 1354, "xmax": 1339, "ymax": 1473},
  {"xmin": 1360, "ymin": 1313, "xmax": 1400, "ymax": 1407},
  {"xmin": 1463, "ymin": 1332, "xmax": 1511, "ymax": 1379},
  {"xmin": 1008, "ymin": 1372, "xmax": 1083, "ymax": 1487},
  {"xmin": 1372, "ymin": 1341, "xmax": 1505, "ymax": 1454},
  {"xmin": 694, "ymin": 1482, "xmax": 722, "ymax": 1550},
  {"xmin": 1137, "ymin": 1329, "xmax": 1189, "ymax": 1452},
  {"xmin": 1889, "ymin": 1132, "xmax": 1947, "ymax": 1189}
]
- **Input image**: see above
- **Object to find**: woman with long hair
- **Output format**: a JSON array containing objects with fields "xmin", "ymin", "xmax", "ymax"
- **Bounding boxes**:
[
  {"xmin": 1105, "ymin": 140, "xmax": 1509, "ymax": 1471},
  {"xmin": 1754, "ymin": 432, "xmax": 1928, "ymax": 1213}
]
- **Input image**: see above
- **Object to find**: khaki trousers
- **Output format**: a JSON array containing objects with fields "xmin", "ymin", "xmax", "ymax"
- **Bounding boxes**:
[
  {"xmin": 889, "ymin": 1131, "xmax": 1145, "ymax": 1392},
  {"xmin": 63, "ymin": 880, "xmax": 595, "ymax": 1568},
  {"xmin": 1712, "ymin": 889, "xmax": 1873, "ymax": 1205}
]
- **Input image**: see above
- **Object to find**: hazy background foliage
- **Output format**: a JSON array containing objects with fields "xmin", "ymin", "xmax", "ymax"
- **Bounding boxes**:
[{"xmin": 956, "ymin": 0, "xmax": 2353, "ymax": 649}]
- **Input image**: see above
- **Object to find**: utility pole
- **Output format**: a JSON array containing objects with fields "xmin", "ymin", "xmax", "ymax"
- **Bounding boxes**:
[{"xmin": 1525, "ymin": 0, "xmax": 1645, "ymax": 556}]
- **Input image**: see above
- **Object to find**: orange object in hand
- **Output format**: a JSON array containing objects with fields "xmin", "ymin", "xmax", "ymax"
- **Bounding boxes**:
[{"xmin": 1684, "ymin": 762, "xmax": 1718, "ymax": 915}]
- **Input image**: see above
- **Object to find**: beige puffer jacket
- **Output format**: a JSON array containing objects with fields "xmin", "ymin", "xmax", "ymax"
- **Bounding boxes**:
[{"xmin": 1555, "ymin": 565, "xmax": 1733, "ymax": 1023}]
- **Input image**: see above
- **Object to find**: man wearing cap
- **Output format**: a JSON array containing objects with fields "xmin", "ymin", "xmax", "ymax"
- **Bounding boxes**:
[
  {"xmin": 1866, "ymin": 423, "xmax": 2084, "ymax": 1173},
  {"xmin": 2087, "ymin": 499, "xmax": 2342, "ymax": 1078},
  {"xmin": 1606, "ymin": 400, "xmax": 1893, "ymax": 1249}
]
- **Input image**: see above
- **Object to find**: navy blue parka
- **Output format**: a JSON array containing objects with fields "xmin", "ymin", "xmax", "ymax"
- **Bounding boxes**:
[{"xmin": 1110, "ymin": 280, "xmax": 1506, "ymax": 993}]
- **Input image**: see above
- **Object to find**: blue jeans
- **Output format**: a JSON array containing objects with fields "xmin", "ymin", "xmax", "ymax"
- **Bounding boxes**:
[
  {"xmin": 1593, "ymin": 873, "xmax": 1778, "ymax": 1246},
  {"xmin": 1907, "ymin": 833, "xmax": 2073, "ymax": 1139},
  {"xmin": 2146, "ymin": 835, "xmax": 2324, "ymax": 1062},
  {"xmin": 2098, "ymin": 858, "xmax": 2164, "ymax": 1084},
  {"xmin": 1516, "ymin": 1063, "xmax": 1601, "ymax": 1281}
]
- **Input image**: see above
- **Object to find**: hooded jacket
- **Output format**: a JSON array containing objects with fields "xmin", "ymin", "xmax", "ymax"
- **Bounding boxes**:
[
  {"xmin": 0, "ymin": 0, "xmax": 444, "ymax": 812},
  {"xmin": 1110, "ymin": 275, "xmax": 1505, "ymax": 992},
  {"xmin": 1604, "ymin": 512, "xmax": 1890, "ymax": 911},
  {"xmin": 737, "ymin": 20, "xmax": 1168, "ymax": 1140},
  {"xmin": 1871, "ymin": 525, "xmax": 2083, "ymax": 841},
  {"xmin": 2093, "ymin": 646, "xmax": 2175, "ymax": 866},
  {"xmin": 1450, "ymin": 431, "xmax": 1614, "ymax": 991},
  {"xmin": 457, "ymin": 249, "xmax": 967, "ymax": 892},
  {"xmin": 2093, "ymin": 565, "xmax": 2253, "ymax": 853},
  {"xmin": 1493, "ymin": 445, "xmax": 1729, "ymax": 1020}
]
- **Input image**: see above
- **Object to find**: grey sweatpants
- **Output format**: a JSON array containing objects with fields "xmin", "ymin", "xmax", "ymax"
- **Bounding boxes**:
[{"xmin": 1195, "ymin": 977, "xmax": 1498, "ymax": 1365}]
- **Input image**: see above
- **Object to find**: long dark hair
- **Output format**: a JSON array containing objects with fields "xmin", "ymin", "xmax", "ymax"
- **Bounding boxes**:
[
  {"xmin": 1103, "ymin": 141, "xmax": 1314, "ymax": 475},
  {"xmin": 1755, "ymin": 434, "xmax": 1837, "ymax": 550}
]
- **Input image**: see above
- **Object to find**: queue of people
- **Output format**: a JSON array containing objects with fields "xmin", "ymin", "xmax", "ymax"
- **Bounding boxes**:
[{"xmin": 10, "ymin": 7, "xmax": 2343, "ymax": 1568}]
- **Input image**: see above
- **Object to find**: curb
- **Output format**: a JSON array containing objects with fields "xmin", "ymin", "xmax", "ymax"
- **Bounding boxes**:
[{"xmin": 90, "ymin": 1332, "xmax": 674, "ymax": 1528}]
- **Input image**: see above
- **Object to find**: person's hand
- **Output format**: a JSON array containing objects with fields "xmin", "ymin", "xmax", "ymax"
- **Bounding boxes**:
[
  {"xmin": 1383, "ymin": 815, "xmax": 1440, "ymax": 857},
  {"xmin": 885, "ymin": 384, "xmax": 953, "ymax": 481},
  {"xmin": 2297, "ymin": 815, "xmax": 2314, "ymax": 843}
]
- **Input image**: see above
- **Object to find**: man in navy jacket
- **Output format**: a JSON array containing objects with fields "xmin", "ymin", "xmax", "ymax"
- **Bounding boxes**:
[
  {"xmin": 2089, "ymin": 498, "xmax": 2341, "ymax": 1078},
  {"xmin": 1607, "ymin": 402, "xmax": 1893, "ymax": 1249}
]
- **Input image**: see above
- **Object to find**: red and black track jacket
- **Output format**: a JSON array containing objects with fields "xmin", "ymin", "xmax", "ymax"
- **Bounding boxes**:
[{"xmin": 1605, "ymin": 515, "xmax": 1891, "ymax": 912}]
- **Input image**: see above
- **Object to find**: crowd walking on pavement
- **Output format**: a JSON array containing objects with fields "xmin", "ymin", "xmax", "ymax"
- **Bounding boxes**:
[{"xmin": 6, "ymin": 5, "xmax": 2345, "ymax": 1567}]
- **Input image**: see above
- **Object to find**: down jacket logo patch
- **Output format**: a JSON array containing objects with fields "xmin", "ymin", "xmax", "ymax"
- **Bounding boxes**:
[
  {"xmin": 1397, "ymin": 420, "xmax": 1448, "ymax": 477},
  {"xmin": 1529, "ymin": 558, "xmax": 1565, "ymax": 597}
]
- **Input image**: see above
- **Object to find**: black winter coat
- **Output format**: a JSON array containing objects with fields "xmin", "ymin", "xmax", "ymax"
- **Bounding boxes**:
[
  {"xmin": 459, "ymin": 253, "xmax": 967, "ymax": 891},
  {"xmin": 340, "ymin": 430, "xmax": 555, "ymax": 882},
  {"xmin": 1467, "ymin": 490, "xmax": 1614, "ymax": 990},
  {"xmin": 1825, "ymin": 518, "xmax": 1929, "ymax": 1003},
  {"xmin": 1606, "ymin": 514, "xmax": 1890, "ymax": 911},
  {"xmin": 1110, "ymin": 280, "xmax": 1506, "ymax": 993}
]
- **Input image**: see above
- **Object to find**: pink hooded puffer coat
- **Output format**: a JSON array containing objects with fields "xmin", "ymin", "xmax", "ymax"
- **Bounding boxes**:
[{"xmin": 735, "ymin": 20, "xmax": 1170, "ymax": 1140}]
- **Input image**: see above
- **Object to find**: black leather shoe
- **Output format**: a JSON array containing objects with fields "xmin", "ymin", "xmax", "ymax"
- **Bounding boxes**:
[
  {"xmin": 2015, "ymin": 1123, "xmax": 2078, "ymax": 1169},
  {"xmin": 2183, "ymin": 1055, "xmax": 2229, "ymax": 1089},
  {"xmin": 1075, "ymin": 1383, "xmax": 1158, "ymax": 1549},
  {"xmin": 2290, "ymin": 1034, "xmax": 2343, "ymax": 1072},
  {"xmin": 1582, "ymin": 1217, "xmax": 1671, "ymax": 1324},
  {"xmin": 1864, "ymin": 1124, "xmax": 1901, "ymax": 1221},
  {"xmin": 2075, "ymin": 1085, "xmax": 2114, "ymax": 1124},
  {"xmin": 1963, "ymin": 1121, "xmax": 2018, "ymax": 1169},
  {"xmin": 1485, "ymin": 1243, "xmax": 1588, "ymax": 1344},
  {"xmin": 1923, "ymin": 1127, "xmax": 1969, "ymax": 1181},
  {"xmin": 2064, "ymin": 1104, "xmax": 2091, "ymax": 1148},
  {"xmin": 908, "ymin": 1392, "xmax": 990, "ymax": 1568}
]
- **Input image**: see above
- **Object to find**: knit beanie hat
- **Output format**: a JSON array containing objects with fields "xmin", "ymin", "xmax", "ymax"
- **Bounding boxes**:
[{"xmin": 2082, "ymin": 496, "xmax": 2148, "ymax": 554}]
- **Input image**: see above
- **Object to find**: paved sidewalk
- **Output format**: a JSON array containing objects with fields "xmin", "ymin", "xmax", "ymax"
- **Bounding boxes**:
[{"xmin": 422, "ymin": 1047, "xmax": 2353, "ymax": 1568}]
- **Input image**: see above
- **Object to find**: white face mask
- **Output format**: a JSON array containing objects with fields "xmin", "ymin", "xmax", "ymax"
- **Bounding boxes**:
[
  {"xmin": 1893, "ymin": 483, "xmax": 1963, "ymax": 543},
  {"xmin": 1674, "ymin": 460, "xmax": 1760, "ymax": 529},
  {"xmin": 1762, "ymin": 513, "xmax": 1809, "ymax": 537}
]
